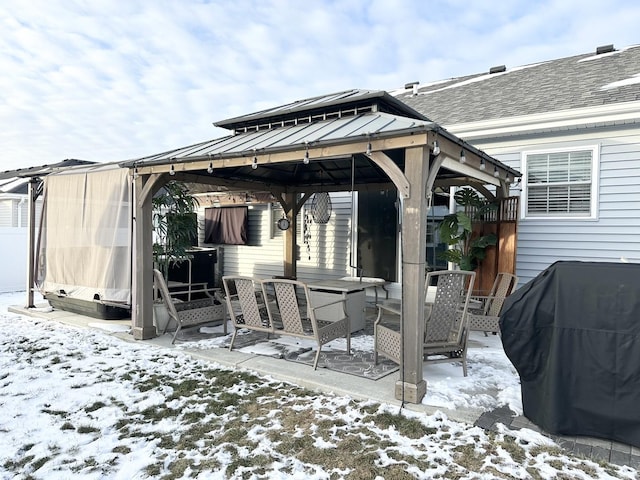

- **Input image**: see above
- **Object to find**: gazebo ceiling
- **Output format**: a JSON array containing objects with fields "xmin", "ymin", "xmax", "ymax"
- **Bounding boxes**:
[{"xmin": 122, "ymin": 89, "xmax": 520, "ymax": 196}]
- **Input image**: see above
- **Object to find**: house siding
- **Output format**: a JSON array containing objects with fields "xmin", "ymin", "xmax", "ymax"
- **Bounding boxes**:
[
  {"xmin": 198, "ymin": 192, "xmax": 355, "ymax": 283},
  {"xmin": 0, "ymin": 196, "xmax": 43, "ymax": 292},
  {"xmin": 467, "ymin": 124, "xmax": 640, "ymax": 286}
]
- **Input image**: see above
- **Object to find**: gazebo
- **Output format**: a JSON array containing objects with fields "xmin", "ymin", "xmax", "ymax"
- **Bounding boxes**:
[
  {"xmin": 19, "ymin": 89, "xmax": 520, "ymax": 403},
  {"xmin": 121, "ymin": 89, "xmax": 520, "ymax": 403}
]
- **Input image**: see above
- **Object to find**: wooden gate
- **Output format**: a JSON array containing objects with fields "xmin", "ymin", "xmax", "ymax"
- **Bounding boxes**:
[{"xmin": 472, "ymin": 196, "xmax": 519, "ymax": 294}]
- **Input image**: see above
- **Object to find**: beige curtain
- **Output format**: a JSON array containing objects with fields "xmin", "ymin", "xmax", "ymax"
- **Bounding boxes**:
[{"xmin": 36, "ymin": 165, "xmax": 131, "ymax": 303}]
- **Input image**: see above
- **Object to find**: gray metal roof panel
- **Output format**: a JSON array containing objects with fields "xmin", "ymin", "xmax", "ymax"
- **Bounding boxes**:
[
  {"xmin": 125, "ymin": 112, "xmax": 435, "ymax": 165},
  {"xmin": 396, "ymin": 44, "xmax": 640, "ymax": 125},
  {"xmin": 215, "ymin": 89, "xmax": 429, "ymax": 130},
  {"xmin": 0, "ymin": 159, "xmax": 96, "ymax": 180}
]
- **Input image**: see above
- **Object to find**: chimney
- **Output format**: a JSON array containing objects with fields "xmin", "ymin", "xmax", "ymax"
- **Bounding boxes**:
[{"xmin": 489, "ymin": 65, "xmax": 506, "ymax": 74}]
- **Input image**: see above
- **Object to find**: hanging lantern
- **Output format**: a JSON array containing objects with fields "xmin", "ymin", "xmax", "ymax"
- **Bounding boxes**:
[{"xmin": 309, "ymin": 192, "xmax": 332, "ymax": 224}]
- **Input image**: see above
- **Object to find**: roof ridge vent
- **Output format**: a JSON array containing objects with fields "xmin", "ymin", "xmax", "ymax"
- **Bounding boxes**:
[
  {"xmin": 596, "ymin": 44, "xmax": 615, "ymax": 54},
  {"xmin": 489, "ymin": 65, "xmax": 506, "ymax": 74}
]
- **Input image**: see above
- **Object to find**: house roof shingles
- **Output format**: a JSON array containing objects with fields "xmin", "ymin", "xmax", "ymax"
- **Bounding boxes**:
[{"xmin": 396, "ymin": 44, "xmax": 640, "ymax": 125}]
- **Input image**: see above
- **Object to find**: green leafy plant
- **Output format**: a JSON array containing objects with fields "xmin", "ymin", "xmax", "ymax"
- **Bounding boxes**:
[
  {"xmin": 152, "ymin": 181, "xmax": 199, "ymax": 279},
  {"xmin": 437, "ymin": 187, "xmax": 497, "ymax": 271}
]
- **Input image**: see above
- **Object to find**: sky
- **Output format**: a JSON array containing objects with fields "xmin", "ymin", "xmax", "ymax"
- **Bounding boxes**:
[
  {"xmin": 1, "ymin": 290, "xmax": 637, "ymax": 478},
  {"xmin": 2, "ymin": 0, "xmax": 640, "ymax": 172}
]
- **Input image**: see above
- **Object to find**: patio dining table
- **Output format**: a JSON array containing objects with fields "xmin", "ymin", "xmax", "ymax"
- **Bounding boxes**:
[{"xmin": 306, "ymin": 278, "xmax": 387, "ymax": 333}]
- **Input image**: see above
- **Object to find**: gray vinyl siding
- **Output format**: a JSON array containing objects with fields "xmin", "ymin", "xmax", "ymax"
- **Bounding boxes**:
[
  {"xmin": 472, "ymin": 124, "xmax": 640, "ymax": 287},
  {"xmin": 199, "ymin": 192, "xmax": 354, "ymax": 282},
  {"xmin": 0, "ymin": 196, "xmax": 42, "ymax": 228}
]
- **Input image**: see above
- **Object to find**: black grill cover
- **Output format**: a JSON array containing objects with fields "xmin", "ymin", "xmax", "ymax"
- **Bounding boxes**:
[{"xmin": 500, "ymin": 261, "xmax": 640, "ymax": 447}]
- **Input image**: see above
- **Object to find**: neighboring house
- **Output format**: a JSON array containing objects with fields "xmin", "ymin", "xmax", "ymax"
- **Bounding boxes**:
[
  {"xmin": 0, "ymin": 178, "xmax": 33, "ymax": 292},
  {"xmin": 0, "ymin": 160, "xmax": 93, "ymax": 294},
  {"xmin": 396, "ymin": 43, "xmax": 640, "ymax": 285}
]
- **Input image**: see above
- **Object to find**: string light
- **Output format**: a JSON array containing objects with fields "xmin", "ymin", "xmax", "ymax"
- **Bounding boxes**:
[
  {"xmin": 169, "ymin": 164, "xmax": 175, "ymax": 176},
  {"xmin": 493, "ymin": 165, "xmax": 500, "ymax": 178},
  {"xmin": 366, "ymin": 141, "xmax": 372, "ymax": 156},
  {"xmin": 480, "ymin": 158, "xmax": 486, "ymax": 170},
  {"xmin": 252, "ymin": 155, "xmax": 258, "ymax": 170},
  {"xmin": 303, "ymin": 142, "xmax": 310, "ymax": 164},
  {"xmin": 459, "ymin": 149, "xmax": 466, "ymax": 164},
  {"xmin": 432, "ymin": 140, "xmax": 440, "ymax": 156},
  {"xmin": 207, "ymin": 162, "xmax": 214, "ymax": 174}
]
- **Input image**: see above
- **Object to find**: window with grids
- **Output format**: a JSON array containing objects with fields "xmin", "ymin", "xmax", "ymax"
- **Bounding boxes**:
[{"xmin": 524, "ymin": 148, "xmax": 596, "ymax": 218}]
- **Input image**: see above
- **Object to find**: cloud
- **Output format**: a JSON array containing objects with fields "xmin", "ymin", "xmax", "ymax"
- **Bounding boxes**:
[{"xmin": 1, "ymin": 0, "xmax": 639, "ymax": 170}]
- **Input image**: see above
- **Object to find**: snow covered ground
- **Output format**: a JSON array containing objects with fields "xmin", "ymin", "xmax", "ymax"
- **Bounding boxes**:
[{"xmin": 0, "ymin": 291, "xmax": 637, "ymax": 479}]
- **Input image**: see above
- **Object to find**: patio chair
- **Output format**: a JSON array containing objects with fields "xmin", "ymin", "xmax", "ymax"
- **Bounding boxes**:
[
  {"xmin": 261, "ymin": 278, "xmax": 351, "ymax": 370},
  {"xmin": 222, "ymin": 275, "xmax": 273, "ymax": 351},
  {"xmin": 467, "ymin": 272, "xmax": 518, "ymax": 335},
  {"xmin": 374, "ymin": 270, "xmax": 476, "ymax": 377},
  {"xmin": 423, "ymin": 270, "xmax": 475, "ymax": 376},
  {"xmin": 153, "ymin": 269, "xmax": 226, "ymax": 344},
  {"xmin": 373, "ymin": 274, "xmax": 437, "ymax": 364}
]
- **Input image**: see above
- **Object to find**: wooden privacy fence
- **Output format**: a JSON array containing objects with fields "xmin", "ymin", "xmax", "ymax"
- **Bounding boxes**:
[{"xmin": 472, "ymin": 196, "xmax": 519, "ymax": 295}]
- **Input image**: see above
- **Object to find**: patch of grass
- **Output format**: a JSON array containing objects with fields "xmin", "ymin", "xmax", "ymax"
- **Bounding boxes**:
[
  {"xmin": 30, "ymin": 456, "xmax": 50, "ymax": 471},
  {"xmin": 77, "ymin": 425, "xmax": 100, "ymax": 434},
  {"xmin": 137, "ymin": 373, "xmax": 165, "ymax": 392},
  {"xmin": 41, "ymin": 408, "xmax": 68, "ymax": 418},
  {"xmin": 214, "ymin": 369, "xmax": 262, "ymax": 388},
  {"xmin": 145, "ymin": 462, "xmax": 162, "ymax": 477},
  {"xmin": 50, "ymin": 356, "xmax": 62, "ymax": 364},
  {"xmin": 182, "ymin": 410, "xmax": 206, "ymax": 423},
  {"xmin": 529, "ymin": 445, "xmax": 564, "ymax": 457},
  {"xmin": 3, "ymin": 454, "xmax": 35, "ymax": 470},
  {"xmin": 166, "ymin": 457, "xmax": 193, "ymax": 479},
  {"xmin": 218, "ymin": 426, "xmax": 248, "ymax": 444},
  {"xmin": 206, "ymin": 391, "xmax": 241, "ymax": 416},
  {"xmin": 367, "ymin": 411, "xmax": 437, "ymax": 439},
  {"xmin": 273, "ymin": 433, "xmax": 315, "ymax": 456},
  {"xmin": 574, "ymin": 460, "xmax": 599, "ymax": 478},
  {"xmin": 167, "ymin": 378, "xmax": 201, "ymax": 399},
  {"xmin": 112, "ymin": 445, "xmax": 131, "ymax": 454},
  {"xmin": 60, "ymin": 422, "xmax": 75, "ymax": 431},
  {"xmin": 85, "ymin": 401, "xmax": 107, "ymax": 413},
  {"xmin": 453, "ymin": 443, "xmax": 485, "ymax": 472},
  {"xmin": 140, "ymin": 405, "xmax": 178, "ymax": 422},
  {"xmin": 499, "ymin": 435, "xmax": 526, "ymax": 464}
]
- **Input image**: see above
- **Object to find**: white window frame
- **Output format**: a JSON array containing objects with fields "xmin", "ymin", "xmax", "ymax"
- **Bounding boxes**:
[{"xmin": 520, "ymin": 145, "xmax": 600, "ymax": 220}]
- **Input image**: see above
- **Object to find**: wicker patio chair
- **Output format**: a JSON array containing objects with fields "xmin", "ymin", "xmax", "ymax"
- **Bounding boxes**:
[
  {"xmin": 153, "ymin": 269, "xmax": 226, "ymax": 344},
  {"xmin": 422, "ymin": 270, "xmax": 475, "ymax": 376},
  {"xmin": 373, "ymin": 274, "xmax": 438, "ymax": 365},
  {"xmin": 222, "ymin": 275, "xmax": 273, "ymax": 351},
  {"xmin": 374, "ymin": 270, "xmax": 476, "ymax": 377},
  {"xmin": 261, "ymin": 278, "xmax": 351, "ymax": 370},
  {"xmin": 467, "ymin": 272, "xmax": 518, "ymax": 335}
]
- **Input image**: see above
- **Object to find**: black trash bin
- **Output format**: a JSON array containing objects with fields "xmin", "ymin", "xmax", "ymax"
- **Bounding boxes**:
[{"xmin": 500, "ymin": 261, "xmax": 640, "ymax": 447}]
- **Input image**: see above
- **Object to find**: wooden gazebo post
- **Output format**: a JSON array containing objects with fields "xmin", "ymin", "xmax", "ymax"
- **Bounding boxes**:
[
  {"xmin": 397, "ymin": 145, "xmax": 430, "ymax": 403},
  {"xmin": 132, "ymin": 172, "xmax": 160, "ymax": 340}
]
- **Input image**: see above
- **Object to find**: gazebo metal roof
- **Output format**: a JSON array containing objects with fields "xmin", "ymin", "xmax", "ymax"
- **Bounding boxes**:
[{"xmin": 122, "ymin": 90, "xmax": 520, "ymax": 195}]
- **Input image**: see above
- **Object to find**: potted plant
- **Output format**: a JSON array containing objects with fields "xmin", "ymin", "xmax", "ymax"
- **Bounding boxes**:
[
  {"xmin": 152, "ymin": 181, "xmax": 199, "ymax": 279},
  {"xmin": 152, "ymin": 181, "xmax": 199, "ymax": 332},
  {"xmin": 437, "ymin": 187, "xmax": 497, "ymax": 271}
]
